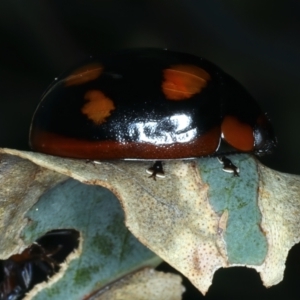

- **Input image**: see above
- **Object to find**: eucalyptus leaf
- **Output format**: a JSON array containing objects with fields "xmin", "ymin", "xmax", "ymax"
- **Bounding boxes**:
[
  {"xmin": 92, "ymin": 268, "xmax": 185, "ymax": 300},
  {"xmin": 2, "ymin": 148, "xmax": 300, "ymax": 295},
  {"xmin": 22, "ymin": 179, "xmax": 161, "ymax": 299},
  {"xmin": 0, "ymin": 152, "xmax": 167, "ymax": 299}
]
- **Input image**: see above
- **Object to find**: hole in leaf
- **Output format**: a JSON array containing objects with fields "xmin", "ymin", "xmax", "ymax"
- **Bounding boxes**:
[{"xmin": 0, "ymin": 229, "xmax": 80, "ymax": 300}]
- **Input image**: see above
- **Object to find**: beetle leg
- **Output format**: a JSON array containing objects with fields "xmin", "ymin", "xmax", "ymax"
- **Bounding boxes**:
[
  {"xmin": 146, "ymin": 161, "xmax": 165, "ymax": 180},
  {"xmin": 217, "ymin": 156, "xmax": 239, "ymax": 176}
]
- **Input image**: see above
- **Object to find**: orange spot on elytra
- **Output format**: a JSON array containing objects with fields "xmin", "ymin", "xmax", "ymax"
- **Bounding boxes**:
[
  {"xmin": 221, "ymin": 115, "xmax": 254, "ymax": 151},
  {"xmin": 162, "ymin": 64, "xmax": 211, "ymax": 100},
  {"xmin": 65, "ymin": 63, "xmax": 103, "ymax": 86},
  {"xmin": 82, "ymin": 90, "xmax": 115, "ymax": 124}
]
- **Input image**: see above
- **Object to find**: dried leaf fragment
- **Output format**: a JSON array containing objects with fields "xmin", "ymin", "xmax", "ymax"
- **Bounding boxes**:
[{"xmin": 92, "ymin": 268, "xmax": 185, "ymax": 300}]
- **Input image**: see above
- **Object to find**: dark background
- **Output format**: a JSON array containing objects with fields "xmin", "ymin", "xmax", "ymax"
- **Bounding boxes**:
[{"xmin": 1, "ymin": 1, "xmax": 300, "ymax": 299}]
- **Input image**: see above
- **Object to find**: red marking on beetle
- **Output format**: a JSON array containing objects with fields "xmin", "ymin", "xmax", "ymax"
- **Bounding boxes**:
[
  {"xmin": 221, "ymin": 115, "xmax": 254, "ymax": 151},
  {"xmin": 30, "ymin": 127, "xmax": 221, "ymax": 160},
  {"xmin": 162, "ymin": 64, "xmax": 211, "ymax": 100},
  {"xmin": 81, "ymin": 90, "xmax": 115, "ymax": 124},
  {"xmin": 65, "ymin": 63, "xmax": 103, "ymax": 86}
]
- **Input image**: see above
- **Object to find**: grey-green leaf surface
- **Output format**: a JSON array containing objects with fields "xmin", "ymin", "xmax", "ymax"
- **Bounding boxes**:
[
  {"xmin": 22, "ymin": 179, "xmax": 161, "ymax": 300},
  {"xmin": 198, "ymin": 154, "xmax": 267, "ymax": 265}
]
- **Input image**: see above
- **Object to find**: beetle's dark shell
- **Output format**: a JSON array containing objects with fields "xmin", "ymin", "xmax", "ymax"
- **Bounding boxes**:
[{"xmin": 29, "ymin": 49, "xmax": 276, "ymax": 159}]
